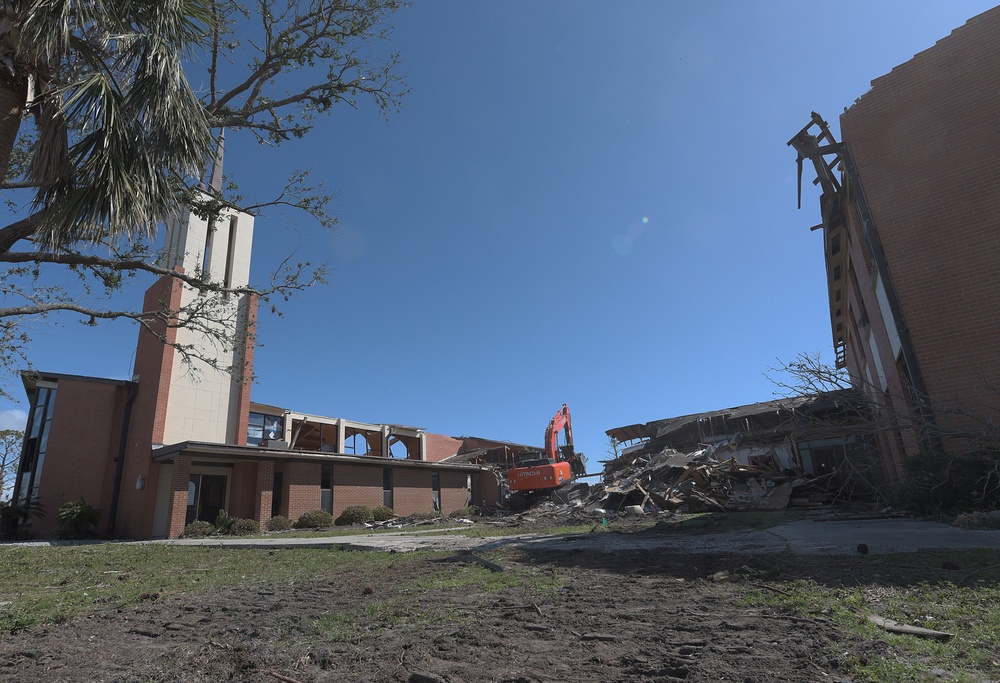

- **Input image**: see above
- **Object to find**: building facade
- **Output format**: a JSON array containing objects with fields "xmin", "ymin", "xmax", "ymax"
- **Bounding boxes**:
[
  {"xmin": 789, "ymin": 6, "xmax": 1000, "ymax": 479},
  {"xmin": 13, "ymin": 197, "xmax": 504, "ymax": 539}
]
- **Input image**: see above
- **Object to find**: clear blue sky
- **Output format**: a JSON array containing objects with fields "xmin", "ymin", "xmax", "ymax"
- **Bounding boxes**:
[{"xmin": 3, "ymin": 1, "xmax": 996, "ymax": 466}]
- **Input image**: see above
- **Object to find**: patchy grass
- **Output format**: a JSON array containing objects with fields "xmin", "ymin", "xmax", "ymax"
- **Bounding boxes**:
[
  {"xmin": 0, "ymin": 543, "xmax": 410, "ymax": 633},
  {"xmin": 734, "ymin": 549, "xmax": 1000, "ymax": 682},
  {"xmin": 313, "ymin": 556, "xmax": 568, "ymax": 645}
]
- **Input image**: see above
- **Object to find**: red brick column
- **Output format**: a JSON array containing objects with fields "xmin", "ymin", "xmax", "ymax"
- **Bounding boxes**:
[
  {"xmin": 255, "ymin": 460, "xmax": 274, "ymax": 524},
  {"xmin": 166, "ymin": 455, "xmax": 192, "ymax": 538}
]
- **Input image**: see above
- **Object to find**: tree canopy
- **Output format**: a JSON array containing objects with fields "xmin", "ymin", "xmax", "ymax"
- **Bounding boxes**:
[{"xmin": 0, "ymin": 0, "xmax": 406, "ymax": 386}]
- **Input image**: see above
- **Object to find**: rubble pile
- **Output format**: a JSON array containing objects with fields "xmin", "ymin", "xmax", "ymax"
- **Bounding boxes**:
[{"xmin": 589, "ymin": 446, "xmax": 835, "ymax": 513}]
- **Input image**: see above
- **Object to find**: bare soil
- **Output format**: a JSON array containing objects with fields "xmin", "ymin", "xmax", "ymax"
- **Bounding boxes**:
[{"xmin": 0, "ymin": 537, "xmax": 877, "ymax": 683}]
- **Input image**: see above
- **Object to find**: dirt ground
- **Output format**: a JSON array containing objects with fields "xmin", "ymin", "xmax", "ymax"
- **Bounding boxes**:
[{"xmin": 0, "ymin": 528, "xmax": 884, "ymax": 683}]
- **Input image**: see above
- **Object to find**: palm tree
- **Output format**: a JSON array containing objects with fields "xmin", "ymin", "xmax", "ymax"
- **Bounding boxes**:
[{"xmin": 0, "ymin": 0, "xmax": 213, "ymax": 253}]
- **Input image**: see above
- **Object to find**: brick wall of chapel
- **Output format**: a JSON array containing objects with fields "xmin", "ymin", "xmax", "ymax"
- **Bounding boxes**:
[{"xmin": 840, "ymin": 7, "xmax": 1000, "ymax": 427}]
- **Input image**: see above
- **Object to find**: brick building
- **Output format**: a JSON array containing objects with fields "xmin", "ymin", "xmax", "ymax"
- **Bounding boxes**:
[
  {"xmin": 789, "ymin": 6, "xmax": 1000, "ymax": 479},
  {"xmin": 12, "ymin": 191, "xmax": 505, "ymax": 539}
]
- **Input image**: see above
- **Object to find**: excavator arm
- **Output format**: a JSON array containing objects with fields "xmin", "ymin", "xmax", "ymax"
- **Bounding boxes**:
[{"xmin": 545, "ymin": 404, "xmax": 586, "ymax": 478}]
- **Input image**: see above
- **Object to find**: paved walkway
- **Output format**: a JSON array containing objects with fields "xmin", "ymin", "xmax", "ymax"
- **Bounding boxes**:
[
  {"xmin": 8, "ymin": 518, "xmax": 1000, "ymax": 555},
  {"xmin": 150, "ymin": 518, "xmax": 1000, "ymax": 555}
]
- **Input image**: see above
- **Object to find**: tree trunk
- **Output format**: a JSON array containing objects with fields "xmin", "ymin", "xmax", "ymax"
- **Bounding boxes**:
[{"xmin": 0, "ymin": 69, "xmax": 28, "ymax": 184}]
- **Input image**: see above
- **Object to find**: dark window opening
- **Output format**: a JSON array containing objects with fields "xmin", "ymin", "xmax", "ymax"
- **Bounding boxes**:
[
  {"xmin": 271, "ymin": 472, "xmax": 283, "ymax": 518},
  {"xmin": 431, "ymin": 471, "xmax": 441, "ymax": 512},
  {"xmin": 383, "ymin": 467, "xmax": 393, "ymax": 509},
  {"xmin": 202, "ymin": 221, "xmax": 216, "ymax": 282},
  {"xmin": 223, "ymin": 216, "xmax": 238, "ymax": 291},
  {"xmin": 185, "ymin": 474, "xmax": 227, "ymax": 525},
  {"xmin": 321, "ymin": 464, "xmax": 332, "ymax": 514}
]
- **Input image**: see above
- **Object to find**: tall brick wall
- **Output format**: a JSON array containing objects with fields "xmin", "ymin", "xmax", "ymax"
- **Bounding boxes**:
[
  {"xmin": 32, "ymin": 379, "xmax": 126, "ymax": 537},
  {"xmin": 840, "ymin": 7, "xmax": 1000, "ymax": 438}
]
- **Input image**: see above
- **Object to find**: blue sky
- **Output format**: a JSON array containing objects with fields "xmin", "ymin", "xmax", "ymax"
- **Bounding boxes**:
[{"xmin": 3, "ymin": 1, "xmax": 996, "ymax": 467}]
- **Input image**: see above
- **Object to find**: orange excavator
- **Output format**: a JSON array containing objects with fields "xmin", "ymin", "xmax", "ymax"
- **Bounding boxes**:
[{"xmin": 506, "ymin": 404, "xmax": 588, "ymax": 510}]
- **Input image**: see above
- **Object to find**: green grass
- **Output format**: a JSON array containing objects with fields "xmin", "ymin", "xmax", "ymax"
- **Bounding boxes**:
[
  {"xmin": 0, "ymin": 543, "xmax": 406, "ymax": 633},
  {"xmin": 734, "ymin": 550, "xmax": 1000, "ymax": 682}
]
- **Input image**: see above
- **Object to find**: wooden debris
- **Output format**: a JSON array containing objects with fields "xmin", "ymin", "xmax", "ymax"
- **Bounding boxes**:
[
  {"xmin": 863, "ymin": 612, "xmax": 955, "ymax": 641},
  {"xmin": 593, "ymin": 445, "xmax": 831, "ymax": 512},
  {"xmin": 434, "ymin": 554, "xmax": 504, "ymax": 572}
]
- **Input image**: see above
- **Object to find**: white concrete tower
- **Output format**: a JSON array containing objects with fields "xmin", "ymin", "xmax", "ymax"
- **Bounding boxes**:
[{"xmin": 154, "ymin": 132, "xmax": 256, "ymax": 445}]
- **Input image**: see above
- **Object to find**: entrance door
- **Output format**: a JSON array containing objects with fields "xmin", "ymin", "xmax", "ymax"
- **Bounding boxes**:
[{"xmin": 186, "ymin": 474, "xmax": 229, "ymax": 524}]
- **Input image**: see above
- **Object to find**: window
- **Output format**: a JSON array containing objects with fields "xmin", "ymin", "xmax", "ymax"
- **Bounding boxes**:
[
  {"xmin": 223, "ymin": 216, "xmax": 238, "ymax": 291},
  {"xmin": 321, "ymin": 464, "xmax": 333, "ymax": 513},
  {"xmin": 202, "ymin": 220, "xmax": 215, "ymax": 281},
  {"xmin": 15, "ymin": 384, "xmax": 56, "ymax": 506},
  {"xmin": 248, "ymin": 412, "xmax": 284, "ymax": 446},
  {"xmin": 431, "ymin": 471, "xmax": 441, "ymax": 512},
  {"xmin": 383, "ymin": 467, "xmax": 393, "ymax": 508}
]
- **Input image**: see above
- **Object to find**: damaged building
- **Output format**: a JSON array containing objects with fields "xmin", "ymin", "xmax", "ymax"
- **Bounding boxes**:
[
  {"xmin": 12, "ymin": 184, "xmax": 510, "ymax": 540},
  {"xmin": 788, "ymin": 6, "xmax": 1000, "ymax": 480},
  {"xmin": 601, "ymin": 393, "xmax": 880, "ymax": 512}
]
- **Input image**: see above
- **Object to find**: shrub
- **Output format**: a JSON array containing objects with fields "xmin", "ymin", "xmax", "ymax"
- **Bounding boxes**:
[
  {"xmin": 183, "ymin": 520, "xmax": 216, "ymax": 538},
  {"xmin": 0, "ymin": 499, "xmax": 45, "ymax": 541},
  {"xmin": 227, "ymin": 518, "xmax": 260, "ymax": 536},
  {"xmin": 266, "ymin": 515, "xmax": 293, "ymax": 531},
  {"xmin": 56, "ymin": 498, "xmax": 101, "ymax": 539},
  {"xmin": 214, "ymin": 509, "xmax": 236, "ymax": 534},
  {"xmin": 448, "ymin": 506, "xmax": 479, "ymax": 519},
  {"xmin": 295, "ymin": 509, "xmax": 334, "ymax": 528},
  {"xmin": 371, "ymin": 505, "xmax": 395, "ymax": 522},
  {"xmin": 335, "ymin": 505, "xmax": 373, "ymax": 526}
]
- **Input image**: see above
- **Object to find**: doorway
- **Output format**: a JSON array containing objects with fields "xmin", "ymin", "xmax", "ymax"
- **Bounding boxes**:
[{"xmin": 186, "ymin": 474, "xmax": 228, "ymax": 524}]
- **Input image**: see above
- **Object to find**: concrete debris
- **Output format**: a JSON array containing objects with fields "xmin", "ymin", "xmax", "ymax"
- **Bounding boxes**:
[{"xmin": 591, "ymin": 446, "xmax": 835, "ymax": 513}]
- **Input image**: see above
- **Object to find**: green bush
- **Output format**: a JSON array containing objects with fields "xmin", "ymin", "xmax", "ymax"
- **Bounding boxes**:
[
  {"xmin": 214, "ymin": 509, "xmax": 236, "ymax": 534},
  {"xmin": 335, "ymin": 505, "xmax": 373, "ymax": 526},
  {"xmin": 265, "ymin": 515, "xmax": 292, "ymax": 531},
  {"xmin": 371, "ymin": 505, "xmax": 395, "ymax": 522},
  {"xmin": 295, "ymin": 509, "xmax": 334, "ymax": 528},
  {"xmin": 183, "ymin": 520, "xmax": 216, "ymax": 538},
  {"xmin": 448, "ymin": 506, "xmax": 479, "ymax": 519},
  {"xmin": 227, "ymin": 518, "xmax": 260, "ymax": 536},
  {"xmin": 56, "ymin": 498, "xmax": 101, "ymax": 539}
]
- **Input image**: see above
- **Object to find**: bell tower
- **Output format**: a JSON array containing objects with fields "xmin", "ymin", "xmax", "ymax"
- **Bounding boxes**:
[{"xmin": 134, "ymin": 131, "xmax": 257, "ymax": 446}]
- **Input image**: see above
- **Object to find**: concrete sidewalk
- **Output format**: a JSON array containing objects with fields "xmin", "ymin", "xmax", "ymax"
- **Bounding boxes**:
[
  {"xmin": 515, "ymin": 518, "xmax": 1000, "ymax": 556},
  {"xmin": 147, "ymin": 518, "xmax": 1000, "ymax": 555}
]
